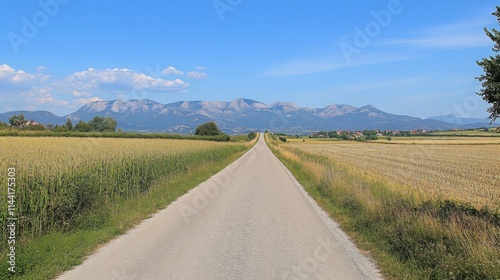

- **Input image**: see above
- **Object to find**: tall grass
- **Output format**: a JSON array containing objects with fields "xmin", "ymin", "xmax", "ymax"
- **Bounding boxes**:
[
  {"xmin": 268, "ymin": 134, "xmax": 500, "ymax": 279},
  {"xmin": 0, "ymin": 130, "xmax": 232, "ymax": 141},
  {"xmin": 0, "ymin": 137, "xmax": 246, "ymax": 246}
]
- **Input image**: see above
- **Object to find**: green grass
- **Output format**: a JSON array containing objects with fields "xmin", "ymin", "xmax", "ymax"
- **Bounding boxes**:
[
  {"xmin": 0, "ymin": 144, "xmax": 249, "ymax": 279},
  {"xmin": 266, "ymin": 134, "xmax": 500, "ymax": 280},
  {"xmin": 429, "ymin": 129, "xmax": 500, "ymax": 137},
  {"xmin": 0, "ymin": 129, "xmax": 235, "ymax": 142}
]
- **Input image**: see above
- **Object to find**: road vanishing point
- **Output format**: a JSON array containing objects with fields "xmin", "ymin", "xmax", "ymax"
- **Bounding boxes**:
[{"xmin": 58, "ymin": 134, "xmax": 382, "ymax": 280}]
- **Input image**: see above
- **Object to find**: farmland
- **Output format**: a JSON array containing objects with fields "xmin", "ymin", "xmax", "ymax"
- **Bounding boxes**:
[
  {"xmin": 269, "ymin": 134, "xmax": 500, "ymax": 279},
  {"xmin": 290, "ymin": 140, "xmax": 500, "ymax": 209},
  {"xmin": 0, "ymin": 136, "xmax": 251, "ymax": 279}
]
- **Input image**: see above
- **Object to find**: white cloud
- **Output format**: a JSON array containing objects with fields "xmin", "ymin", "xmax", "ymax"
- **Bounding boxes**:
[
  {"xmin": 329, "ymin": 76, "xmax": 432, "ymax": 95},
  {"xmin": 0, "ymin": 64, "xmax": 194, "ymax": 114},
  {"xmin": 379, "ymin": 18, "xmax": 494, "ymax": 49},
  {"xmin": 0, "ymin": 64, "xmax": 50, "ymax": 86},
  {"xmin": 186, "ymin": 71, "xmax": 209, "ymax": 80},
  {"xmin": 161, "ymin": 66, "xmax": 184, "ymax": 76},
  {"xmin": 35, "ymin": 66, "xmax": 46, "ymax": 73},
  {"xmin": 66, "ymin": 67, "xmax": 189, "ymax": 92},
  {"xmin": 74, "ymin": 97, "xmax": 103, "ymax": 105},
  {"xmin": 262, "ymin": 53, "xmax": 413, "ymax": 77},
  {"xmin": 72, "ymin": 90, "xmax": 92, "ymax": 97},
  {"xmin": 26, "ymin": 87, "xmax": 68, "ymax": 106}
]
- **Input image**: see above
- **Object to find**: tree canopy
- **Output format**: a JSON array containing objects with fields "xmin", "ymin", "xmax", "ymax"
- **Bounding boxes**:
[
  {"xmin": 88, "ymin": 116, "xmax": 118, "ymax": 132},
  {"xmin": 195, "ymin": 121, "xmax": 222, "ymax": 136},
  {"xmin": 74, "ymin": 120, "xmax": 91, "ymax": 132},
  {"xmin": 9, "ymin": 114, "xmax": 26, "ymax": 127},
  {"xmin": 477, "ymin": 6, "xmax": 500, "ymax": 122}
]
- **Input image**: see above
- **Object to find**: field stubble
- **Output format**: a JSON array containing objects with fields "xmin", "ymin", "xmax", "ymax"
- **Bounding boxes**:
[
  {"xmin": 293, "ymin": 141, "xmax": 499, "ymax": 209},
  {"xmin": 271, "ymin": 135, "xmax": 499, "ymax": 279}
]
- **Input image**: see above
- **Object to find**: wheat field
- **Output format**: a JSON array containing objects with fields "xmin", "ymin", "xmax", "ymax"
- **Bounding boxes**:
[
  {"xmin": 0, "ymin": 137, "xmax": 245, "ymax": 242},
  {"xmin": 290, "ymin": 141, "xmax": 500, "ymax": 209}
]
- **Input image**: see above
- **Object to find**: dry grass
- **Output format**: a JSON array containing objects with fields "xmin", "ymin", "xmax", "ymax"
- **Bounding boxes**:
[
  {"xmin": 269, "ymin": 134, "xmax": 500, "ymax": 279},
  {"xmin": 289, "ymin": 141, "xmax": 499, "ymax": 209},
  {"xmin": 374, "ymin": 136, "xmax": 500, "ymax": 144}
]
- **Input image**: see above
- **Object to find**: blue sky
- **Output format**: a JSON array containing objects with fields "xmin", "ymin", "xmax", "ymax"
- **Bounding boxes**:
[{"xmin": 0, "ymin": 0, "xmax": 498, "ymax": 119}]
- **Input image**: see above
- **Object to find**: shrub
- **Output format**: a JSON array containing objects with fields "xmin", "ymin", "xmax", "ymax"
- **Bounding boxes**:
[
  {"xmin": 248, "ymin": 131, "xmax": 257, "ymax": 140},
  {"xmin": 195, "ymin": 121, "xmax": 222, "ymax": 136}
]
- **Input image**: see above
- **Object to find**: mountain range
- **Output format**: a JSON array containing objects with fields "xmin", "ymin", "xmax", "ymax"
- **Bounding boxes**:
[{"xmin": 0, "ymin": 98, "xmax": 497, "ymax": 134}]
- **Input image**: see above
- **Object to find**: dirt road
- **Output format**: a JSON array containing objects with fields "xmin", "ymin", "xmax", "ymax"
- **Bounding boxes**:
[{"xmin": 58, "ymin": 134, "xmax": 382, "ymax": 279}]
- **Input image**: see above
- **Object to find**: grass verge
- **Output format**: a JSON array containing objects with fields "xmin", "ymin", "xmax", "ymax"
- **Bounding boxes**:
[
  {"xmin": 0, "ymin": 144, "xmax": 250, "ymax": 279},
  {"xmin": 266, "ymin": 134, "xmax": 500, "ymax": 280},
  {"xmin": 0, "ymin": 130, "xmax": 234, "ymax": 142}
]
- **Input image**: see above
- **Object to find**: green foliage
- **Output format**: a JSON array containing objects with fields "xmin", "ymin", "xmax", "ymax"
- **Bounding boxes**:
[
  {"xmin": 65, "ymin": 118, "xmax": 73, "ymax": 131},
  {"xmin": 477, "ymin": 6, "xmax": 500, "ymax": 122},
  {"xmin": 247, "ymin": 131, "xmax": 257, "ymax": 140},
  {"xmin": 74, "ymin": 120, "xmax": 91, "ymax": 132},
  {"xmin": 195, "ymin": 121, "xmax": 222, "ymax": 136},
  {"xmin": 0, "ymin": 121, "xmax": 8, "ymax": 130},
  {"xmin": 88, "ymin": 116, "xmax": 117, "ymax": 132},
  {"xmin": 52, "ymin": 125, "xmax": 69, "ymax": 133},
  {"xmin": 0, "ymin": 130, "xmax": 232, "ymax": 142},
  {"xmin": 9, "ymin": 114, "xmax": 26, "ymax": 127},
  {"xmin": 278, "ymin": 136, "xmax": 287, "ymax": 142},
  {"xmin": 362, "ymin": 130, "xmax": 377, "ymax": 136},
  {"xmin": 23, "ymin": 123, "xmax": 45, "ymax": 131},
  {"xmin": 328, "ymin": 131, "xmax": 338, "ymax": 138}
]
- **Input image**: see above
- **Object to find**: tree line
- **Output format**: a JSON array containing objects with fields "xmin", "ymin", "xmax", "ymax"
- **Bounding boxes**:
[{"xmin": 0, "ymin": 114, "xmax": 117, "ymax": 132}]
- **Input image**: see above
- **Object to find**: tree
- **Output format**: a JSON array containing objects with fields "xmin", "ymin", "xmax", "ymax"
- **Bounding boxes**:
[
  {"xmin": 477, "ymin": 6, "xmax": 500, "ymax": 122},
  {"xmin": 328, "ymin": 131, "xmax": 338, "ymax": 138},
  {"xmin": 9, "ymin": 114, "xmax": 26, "ymax": 128},
  {"xmin": 195, "ymin": 121, "xmax": 222, "ymax": 136},
  {"xmin": 25, "ymin": 123, "xmax": 45, "ymax": 131},
  {"xmin": 88, "ymin": 116, "xmax": 117, "ymax": 132},
  {"xmin": 248, "ymin": 131, "xmax": 257, "ymax": 140},
  {"xmin": 104, "ymin": 117, "xmax": 118, "ymax": 132},
  {"xmin": 53, "ymin": 125, "xmax": 69, "ymax": 132},
  {"xmin": 74, "ymin": 120, "xmax": 91, "ymax": 132},
  {"xmin": 65, "ymin": 118, "xmax": 73, "ymax": 131},
  {"xmin": 0, "ymin": 121, "xmax": 9, "ymax": 130}
]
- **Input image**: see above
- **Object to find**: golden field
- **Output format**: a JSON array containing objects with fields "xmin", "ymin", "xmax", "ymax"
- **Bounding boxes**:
[
  {"xmin": 0, "ymin": 137, "xmax": 239, "ymax": 175},
  {"xmin": 289, "ymin": 139, "xmax": 500, "ymax": 209},
  {"xmin": 0, "ymin": 137, "xmax": 246, "ymax": 241},
  {"xmin": 270, "ymin": 135, "xmax": 499, "ymax": 279}
]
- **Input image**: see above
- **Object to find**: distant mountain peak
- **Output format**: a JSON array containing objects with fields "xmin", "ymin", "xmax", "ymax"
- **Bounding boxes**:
[
  {"xmin": 2, "ymin": 98, "xmax": 496, "ymax": 133},
  {"xmin": 271, "ymin": 102, "xmax": 300, "ymax": 112}
]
